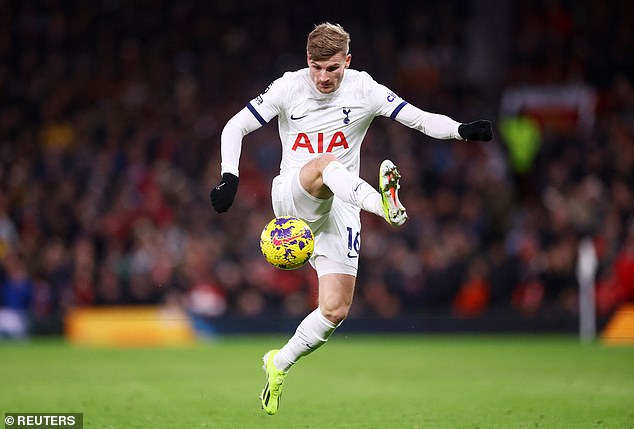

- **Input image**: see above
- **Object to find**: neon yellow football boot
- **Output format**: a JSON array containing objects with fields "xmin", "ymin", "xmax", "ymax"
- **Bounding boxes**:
[
  {"xmin": 379, "ymin": 159, "xmax": 408, "ymax": 226},
  {"xmin": 260, "ymin": 349, "xmax": 287, "ymax": 415}
]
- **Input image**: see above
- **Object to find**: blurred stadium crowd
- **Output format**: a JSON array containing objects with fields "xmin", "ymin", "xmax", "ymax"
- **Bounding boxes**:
[{"xmin": 0, "ymin": 0, "xmax": 632, "ymax": 336}]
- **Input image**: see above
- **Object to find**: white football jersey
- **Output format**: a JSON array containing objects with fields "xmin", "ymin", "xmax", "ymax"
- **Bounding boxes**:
[{"xmin": 246, "ymin": 68, "xmax": 408, "ymax": 177}]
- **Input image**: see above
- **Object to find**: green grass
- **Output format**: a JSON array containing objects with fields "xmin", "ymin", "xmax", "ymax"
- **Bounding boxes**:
[{"xmin": 1, "ymin": 335, "xmax": 633, "ymax": 428}]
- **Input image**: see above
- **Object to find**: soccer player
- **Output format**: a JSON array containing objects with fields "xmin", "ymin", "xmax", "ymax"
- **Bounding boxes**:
[{"xmin": 210, "ymin": 23, "xmax": 492, "ymax": 414}]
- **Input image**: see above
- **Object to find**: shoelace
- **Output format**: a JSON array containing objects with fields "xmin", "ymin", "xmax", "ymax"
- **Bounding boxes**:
[{"xmin": 271, "ymin": 376, "xmax": 284, "ymax": 393}]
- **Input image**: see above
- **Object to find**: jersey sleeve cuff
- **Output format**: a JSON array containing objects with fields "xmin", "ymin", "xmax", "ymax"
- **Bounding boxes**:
[{"xmin": 221, "ymin": 167, "xmax": 239, "ymax": 177}]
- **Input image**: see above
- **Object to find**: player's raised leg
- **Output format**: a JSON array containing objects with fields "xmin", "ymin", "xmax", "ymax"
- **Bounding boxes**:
[{"xmin": 298, "ymin": 154, "xmax": 407, "ymax": 226}]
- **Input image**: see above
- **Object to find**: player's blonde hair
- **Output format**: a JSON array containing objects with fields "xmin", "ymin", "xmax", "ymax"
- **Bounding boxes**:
[{"xmin": 306, "ymin": 22, "xmax": 350, "ymax": 60}]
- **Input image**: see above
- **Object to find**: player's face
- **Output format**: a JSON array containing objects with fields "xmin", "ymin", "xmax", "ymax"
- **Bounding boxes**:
[{"xmin": 307, "ymin": 51, "xmax": 351, "ymax": 94}]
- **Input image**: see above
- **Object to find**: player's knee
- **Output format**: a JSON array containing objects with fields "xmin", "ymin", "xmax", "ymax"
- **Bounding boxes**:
[
  {"xmin": 320, "ymin": 302, "xmax": 349, "ymax": 325},
  {"xmin": 318, "ymin": 154, "xmax": 339, "ymax": 173}
]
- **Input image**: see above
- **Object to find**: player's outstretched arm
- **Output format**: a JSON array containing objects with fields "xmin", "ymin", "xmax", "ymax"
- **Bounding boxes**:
[
  {"xmin": 210, "ymin": 107, "xmax": 264, "ymax": 214},
  {"xmin": 392, "ymin": 103, "xmax": 492, "ymax": 142},
  {"xmin": 458, "ymin": 120, "xmax": 493, "ymax": 141}
]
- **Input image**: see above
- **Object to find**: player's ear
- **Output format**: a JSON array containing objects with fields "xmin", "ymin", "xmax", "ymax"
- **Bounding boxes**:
[
  {"xmin": 306, "ymin": 52, "xmax": 311, "ymax": 67},
  {"xmin": 344, "ymin": 53, "xmax": 351, "ymax": 69}
]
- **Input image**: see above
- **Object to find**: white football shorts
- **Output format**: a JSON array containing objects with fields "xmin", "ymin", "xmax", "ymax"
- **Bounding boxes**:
[{"xmin": 271, "ymin": 170, "xmax": 361, "ymax": 277}]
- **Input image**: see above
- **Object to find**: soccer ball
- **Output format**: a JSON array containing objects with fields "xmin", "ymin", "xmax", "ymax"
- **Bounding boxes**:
[{"xmin": 260, "ymin": 216, "xmax": 314, "ymax": 270}]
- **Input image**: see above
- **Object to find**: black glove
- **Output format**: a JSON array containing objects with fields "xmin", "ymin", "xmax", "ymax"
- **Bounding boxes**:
[
  {"xmin": 458, "ymin": 120, "xmax": 493, "ymax": 141},
  {"xmin": 210, "ymin": 173, "xmax": 239, "ymax": 213}
]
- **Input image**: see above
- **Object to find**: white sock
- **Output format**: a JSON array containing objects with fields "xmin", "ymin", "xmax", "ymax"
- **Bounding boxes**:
[
  {"xmin": 273, "ymin": 308, "xmax": 339, "ymax": 372},
  {"xmin": 322, "ymin": 161, "xmax": 383, "ymax": 217}
]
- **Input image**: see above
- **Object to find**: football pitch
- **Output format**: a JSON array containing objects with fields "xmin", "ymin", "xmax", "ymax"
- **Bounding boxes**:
[{"xmin": 1, "ymin": 335, "xmax": 633, "ymax": 429}]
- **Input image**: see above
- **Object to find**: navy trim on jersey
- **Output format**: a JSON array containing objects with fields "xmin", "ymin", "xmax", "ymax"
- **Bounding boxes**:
[
  {"xmin": 247, "ymin": 103, "xmax": 267, "ymax": 125},
  {"xmin": 389, "ymin": 101, "xmax": 408, "ymax": 120}
]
